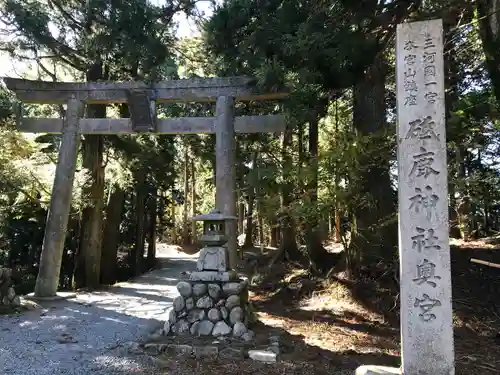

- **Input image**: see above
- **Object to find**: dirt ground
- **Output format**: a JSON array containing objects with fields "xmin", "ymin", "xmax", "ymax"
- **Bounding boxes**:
[{"xmin": 162, "ymin": 240, "xmax": 500, "ymax": 375}]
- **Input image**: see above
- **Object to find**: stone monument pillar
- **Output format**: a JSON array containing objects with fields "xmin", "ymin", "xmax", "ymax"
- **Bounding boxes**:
[
  {"xmin": 355, "ymin": 19, "xmax": 454, "ymax": 375},
  {"xmin": 163, "ymin": 210, "xmax": 254, "ymax": 340}
]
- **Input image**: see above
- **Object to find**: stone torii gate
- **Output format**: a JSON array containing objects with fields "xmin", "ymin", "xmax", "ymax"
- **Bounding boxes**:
[{"xmin": 3, "ymin": 76, "xmax": 287, "ymax": 298}]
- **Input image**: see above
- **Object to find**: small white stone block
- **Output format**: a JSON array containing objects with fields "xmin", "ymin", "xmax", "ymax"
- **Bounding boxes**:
[
  {"xmin": 197, "ymin": 247, "xmax": 229, "ymax": 272},
  {"xmin": 354, "ymin": 365, "xmax": 401, "ymax": 375},
  {"xmin": 248, "ymin": 349, "xmax": 277, "ymax": 363}
]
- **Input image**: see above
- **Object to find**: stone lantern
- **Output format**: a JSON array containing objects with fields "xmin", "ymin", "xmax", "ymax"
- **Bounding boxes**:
[
  {"xmin": 192, "ymin": 209, "xmax": 236, "ymax": 275},
  {"xmin": 163, "ymin": 209, "xmax": 254, "ymax": 340}
]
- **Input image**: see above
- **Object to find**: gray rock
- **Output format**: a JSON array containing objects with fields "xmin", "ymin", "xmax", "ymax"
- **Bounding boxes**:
[
  {"xmin": 173, "ymin": 296, "xmax": 185, "ymax": 312},
  {"xmin": 219, "ymin": 347, "xmax": 244, "ymax": 360},
  {"xmin": 163, "ymin": 321, "xmax": 171, "ymax": 335},
  {"xmin": 267, "ymin": 345, "xmax": 280, "ymax": 354},
  {"xmin": 241, "ymin": 330, "xmax": 255, "ymax": 342},
  {"xmin": 192, "ymin": 283, "xmax": 207, "ymax": 296},
  {"xmin": 225, "ymin": 295, "xmax": 240, "ymax": 310},
  {"xmin": 185, "ymin": 297, "xmax": 195, "ymax": 311},
  {"xmin": 125, "ymin": 341, "xmax": 142, "ymax": 354},
  {"xmin": 216, "ymin": 299, "xmax": 226, "ymax": 307},
  {"xmin": 190, "ymin": 321, "xmax": 200, "ymax": 335},
  {"xmin": 176, "ymin": 281, "xmax": 192, "ymax": 297},
  {"xmin": 197, "ymin": 320, "xmax": 214, "ymax": 336},
  {"xmin": 193, "ymin": 345, "xmax": 219, "ymax": 359},
  {"xmin": 187, "ymin": 308, "xmax": 205, "ymax": 323},
  {"xmin": 248, "ymin": 349, "xmax": 277, "ymax": 363},
  {"xmin": 10, "ymin": 296, "xmax": 20, "ymax": 307},
  {"xmin": 222, "ymin": 282, "xmax": 241, "ymax": 295},
  {"xmin": 220, "ymin": 306, "xmax": 229, "ymax": 320},
  {"xmin": 354, "ymin": 365, "xmax": 400, "ymax": 375},
  {"xmin": 172, "ymin": 319, "xmax": 190, "ymax": 335},
  {"xmin": 166, "ymin": 307, "xmax": 177, "ymax": 324},
  {"xmin": 164, "ymin": 344, "xmax": 192, "ymax": 357},
  {"xmin": 269, "ymin": 335, "xmax": 280, "ymax": 345},
  {"xmin": 212, "ymin": 321, "xmax": 232, "ymax": 336},
  {"xmin": 196, "ymin": 295, "xmax": 213, "ymax": 309},
  {"xmin": 6, "ymin": 287, "xmax": 16, "ymax": 301},
  {"xmin": 208, "ymin": 283, "xmax": 221, "ymax": 299},
  {"xmin": 232, "ymin": 322, "xmax": 247, "ymax": 338},
  {"xmin": 2, "ymin": 296, "xmax": 9, "ymax": 305},
  {"xmin": 143, "ymin": 343, "xmax": 162, "ymax": 355},
  {"xmin": 229, "ymin": 306, "xmax": 244, "ymax": 325},
  {"xmin": 207, "ymin": 308, "xmax": 221, "ymax": 322}
]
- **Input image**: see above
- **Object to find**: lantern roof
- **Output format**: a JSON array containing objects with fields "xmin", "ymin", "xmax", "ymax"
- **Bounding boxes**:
[{"xmin": 191, "ymin": 209, "xmax": 237, "ymax": 222}]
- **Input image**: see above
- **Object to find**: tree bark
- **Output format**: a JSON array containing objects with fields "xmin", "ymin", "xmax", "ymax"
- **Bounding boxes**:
[
  {"xmin": 131, "ymin": 169, "xmax": 147, "ymax": 276},
  {"xmin": 349, "ymin": 55, "xmax": 396, "ymax": 273},
  {"xmin": 75, "ymin": 63, "xmax": 106, "ymax": 289},
  {"xmin": 147, "ymin": 188, "xmax": 157, "ymax": 267},
  {"xmin": 270, "ymin": 221, "xmax": 279, "ymax": 248},
  {"xmin": 100, "ymin": 184, "xmax": 125, "ymax": 285},
  {"xmin": 477, "ymin": 0, "xmax": 500, "ymax": 105},
  {"xmin": 243, "ymin": 151, "xmax": 258, "ymax": 248},
  {"xmin": 278, "ymin": 125, "xmax": 301, "ymax": 261},
  {"xmin": 171, "ymin": 190, "xmax": 177, "ymax": 245},
  {"xmin": 304, "ymin": 114, "xmax": 332, "ymax": 272}
]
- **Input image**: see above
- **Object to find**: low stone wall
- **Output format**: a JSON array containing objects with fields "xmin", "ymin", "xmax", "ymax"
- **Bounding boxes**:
[
  {"xmin": 163, "ymin": 278, "xmax": 254, "ymax": 340},
  {"xmin": 0, "ymin": 267, "xmax": 21, "ymax": 310}
]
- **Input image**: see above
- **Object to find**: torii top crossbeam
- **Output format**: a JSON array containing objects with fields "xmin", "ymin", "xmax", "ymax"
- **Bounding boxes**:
[{"xmin": 3, "ymin": 76, "xmax": 288, "ymax": 104}]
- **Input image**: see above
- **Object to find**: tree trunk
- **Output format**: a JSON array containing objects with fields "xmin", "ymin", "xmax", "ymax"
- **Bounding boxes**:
[
  {"xmin": 477, "ymin": 0, "xmax": 500, "ymax": 105},
  {"xmin": 131, "ymin": 169, "xmax": 147, "ymax": 276},
  {"xmin": 100, "ymin": 184, "xmax": 125, "ymax": 285},
  {"xmin": 270, "ymin": 221, "xmax": 279, "ymax": 248},
  {"xmin": 243, "ymin": 151, "xmax": 258, "ymax": 248},
  {"xmin": 349, "ymin": 55, "xmax": 396, "ymax": 273},
  {"xmin": 258, "ymin": 208, "xmax": 264, "ymax": 247},
  {"xmin": 171, "ymin": 188, "xmax": 177, "ymax": 245},
  {"xmin": 158, "ymin": 191, "xmax": 166, "ymax": 242},
  {"xmin": 277, "ymin": 125, "xmax": 301, "ymax": 261},
  {"xmin": 238, "ymin": 200, "xmax": 245, "ymax": 235},
  {"xmin": 147, "ymin": 188, "xmax": 157, "ymax": 268},
  {"xmin": 74, "ymin": 63, "xmax": 106, "ymax": 289},
  {"xmin": 304, "ymin": 114, "xmax": 332, "ymax": 272}
]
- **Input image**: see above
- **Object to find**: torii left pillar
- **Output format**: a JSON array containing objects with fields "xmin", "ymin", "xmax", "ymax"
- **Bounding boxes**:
[
  {"xmin": 34, "ymin": 96, "xmax": 83, "ymax": 297},
  {"xmin": 215, "ymin": 96, "xmax": 238, "ymax": 268}
]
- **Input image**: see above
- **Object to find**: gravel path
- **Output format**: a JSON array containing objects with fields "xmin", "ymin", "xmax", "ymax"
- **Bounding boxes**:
[{"xmin": 0, "ymin": 245, "xmax": 197, "ymax": 375}]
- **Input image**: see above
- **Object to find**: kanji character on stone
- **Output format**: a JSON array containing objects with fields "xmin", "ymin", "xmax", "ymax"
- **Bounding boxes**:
[
  {"xmin": 410, "ymin": 147, "xmax": 440, "ymax": 178},
  {"xmin": 406, "ymin": 116, "xmax": 440, "ymax": 141},
  {"xmin": 413, "ymin": 259, "xmax": 441, "ymax": 287},
  {"xmin": 409, "ymin": 185, "xmax": 439, "ymax": 220},
  {"xmin": 414, "ymin": 294, "xmax": 441, "ymax": 322}
]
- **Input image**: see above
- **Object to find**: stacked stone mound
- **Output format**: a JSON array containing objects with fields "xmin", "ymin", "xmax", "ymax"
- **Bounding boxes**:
[
  {"xmin": 163, "ymin": 278, "xmax": 254, "ymax": 341},
  {"xmin": 0, "ymin": 267, "xmax": 21, "ymax": 309}
]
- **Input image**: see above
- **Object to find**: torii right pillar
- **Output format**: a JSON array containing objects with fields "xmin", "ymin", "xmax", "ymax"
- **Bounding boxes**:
[{"xmin": 215, "ymin": 96, "xmax": 238, "ymax": 269}]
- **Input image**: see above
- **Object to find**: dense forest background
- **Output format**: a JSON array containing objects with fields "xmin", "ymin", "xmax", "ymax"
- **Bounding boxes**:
[{"xmin": 0, "ymin": 0, "xmax": 500, "ymax": 296}]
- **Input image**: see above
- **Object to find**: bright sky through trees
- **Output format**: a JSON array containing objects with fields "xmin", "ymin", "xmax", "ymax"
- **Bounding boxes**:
[{"xmin": 0, "ymin": 0, "xmax": 214, "ymax": 78}]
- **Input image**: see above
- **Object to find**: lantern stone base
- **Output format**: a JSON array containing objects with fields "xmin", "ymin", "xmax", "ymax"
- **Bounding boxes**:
[{"xmin": 163, "ymin": 277, "xmax": 254, "ymax": 340}]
